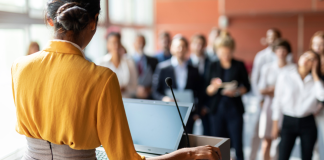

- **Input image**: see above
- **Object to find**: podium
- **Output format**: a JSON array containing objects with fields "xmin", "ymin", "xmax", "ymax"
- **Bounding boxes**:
[{"xmin": 178, "ymin": 134, "xmax": 231, "ymax": 160}]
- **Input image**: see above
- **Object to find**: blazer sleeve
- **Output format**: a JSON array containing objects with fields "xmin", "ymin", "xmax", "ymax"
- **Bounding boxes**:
[
  {"xmin": 152, "ymin": 64, "xmax": 166, "ymax": 100},
  {"xmin": 238, "ymin": 61, "xmax": 251, "ymax": 92},
  {"xmin": 205, "ymin": 62, "xmax": 215, "ymax": 90},
  {"xmin": 97, "ymin": 73, "xmax": 145, "ymax": 160}
]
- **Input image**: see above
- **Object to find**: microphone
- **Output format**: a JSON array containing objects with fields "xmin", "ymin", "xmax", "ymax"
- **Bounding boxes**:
[{"xmin": 165, "ymin": 77, "xmax": 190, "ymax": 147}]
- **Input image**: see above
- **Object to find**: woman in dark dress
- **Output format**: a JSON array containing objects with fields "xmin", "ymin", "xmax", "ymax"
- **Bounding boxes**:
[{"xmin": 206, "ymin": 32, "xmax": 250, "ymax": 160}]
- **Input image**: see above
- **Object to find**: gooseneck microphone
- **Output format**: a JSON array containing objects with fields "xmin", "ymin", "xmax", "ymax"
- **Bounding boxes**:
[{"xmin": 165, "ymin": 77, "xmax": 190, "ymax": 147}]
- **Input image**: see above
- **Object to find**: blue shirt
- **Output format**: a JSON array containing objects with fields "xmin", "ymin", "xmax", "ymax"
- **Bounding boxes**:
[{"xmin": 155, "ymin": 51, "xmax": 172, "ymax": 63}]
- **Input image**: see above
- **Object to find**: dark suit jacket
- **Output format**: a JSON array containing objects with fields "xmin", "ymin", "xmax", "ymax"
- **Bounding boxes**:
[
  {"xmin": 145, "ymin": 55, "xmax": 158, "ymax": 74},
  {"xmin": 136, "ymin": 55, "xmax": 158, "ymax": 87},
  {"xmin": 152, "ymin": 59, "xmax": 203, "ymax": 106},
  {"xmin": 188, "ymin": 56, "xmax": 212, "ymax": 106},
  {"xmin": 206, "ymin": 59, "xmax": 251, "ymax": 114}
]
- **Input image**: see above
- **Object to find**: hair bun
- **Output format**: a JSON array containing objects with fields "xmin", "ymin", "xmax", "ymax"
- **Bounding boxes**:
[{"xmin": 56, "ymin": 2, "xmax": 90, "ymax": 32}]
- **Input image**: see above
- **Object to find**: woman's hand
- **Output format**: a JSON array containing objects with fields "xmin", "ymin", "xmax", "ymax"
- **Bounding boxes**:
[
  {"xmin": 221, "ymin": 89, "xmax": 236, "ymax": 97},
  {"xmin": 190, "ymin": 145, "xmax": 222, "ymax": 160},
  {"xmin": 148, "ymin": 145, "xmax": 222, "ymax": 160},
  {"xmin": 312, "ymin": 59, "xmax": 320, "ymax": 81},
  {"xmin": 207, "ymin": 78, "xmax": 222, "ymax": 96},
  {"xmin": 162, "ymin": 96, "xmax": 174, "ymax": 102},
  {"xmin": 260, "ymin": 86, "xmax": 275, "ymax": 97},
  {"xmin": 272, "ymin": 121, "xmax": 279, "ymax": 139}
]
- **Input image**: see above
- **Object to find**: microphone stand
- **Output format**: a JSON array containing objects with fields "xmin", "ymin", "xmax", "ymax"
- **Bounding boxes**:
[{"xmin": 169, "ymin": 87, "xmax": 190, "ymax": 148}]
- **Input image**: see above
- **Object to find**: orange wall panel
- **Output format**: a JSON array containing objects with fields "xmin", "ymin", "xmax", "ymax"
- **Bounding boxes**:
[
  {"xmin": 303, "ymin": 13, "xmax": 324, "ymax": 53},
  {"xmin": 156, "ymin": 0, "xmax": 219, "ymax": 24},
  {"xmin": 227, "ymin": 15, "xmax": 299, "ymax": 64},
  {"xmin": 316, "ymin": 0, "xmax": 324, "ymax": 10},
  {"xmin": 225, "ymin": 0, "xmax": 312, "ymax": 15}
]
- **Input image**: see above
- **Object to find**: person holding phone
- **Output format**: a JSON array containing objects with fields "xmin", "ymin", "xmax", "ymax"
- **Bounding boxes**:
[{"xmin": 206, "ymin": 32, "xmax": 250, "ymax": 160}]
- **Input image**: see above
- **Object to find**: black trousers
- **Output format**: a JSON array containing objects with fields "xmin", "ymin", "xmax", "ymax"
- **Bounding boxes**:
[
  {"xmin": 279, "ymin": 115, "xmax": 318, "ymax": 160},
  {"xmin": 209, "ymin": 106, "xmax": 244, "ymax": 160}
]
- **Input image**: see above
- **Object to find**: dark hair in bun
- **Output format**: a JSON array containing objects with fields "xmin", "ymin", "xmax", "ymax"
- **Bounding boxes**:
[{"xmin": 46, "ymin": 0, "xmax": 100, "ymax": 33}]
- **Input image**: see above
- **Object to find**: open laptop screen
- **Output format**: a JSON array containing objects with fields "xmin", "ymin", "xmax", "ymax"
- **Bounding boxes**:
[{"xmin": 123, "ymin": 99, "xmax": 192, "ymax": 155}]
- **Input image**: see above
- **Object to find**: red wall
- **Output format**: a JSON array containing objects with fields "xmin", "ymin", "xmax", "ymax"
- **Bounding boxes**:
[
  {"xmin": 155, "ymin": 0, "xmax": 219, "ymax": 49},
  {"xmin": 155, "ymin": 0, "xmax": 324, "ymax": 71},
  {"xmin": 225, "ymin": 0, "xmax": 312, "ymax": 15}
]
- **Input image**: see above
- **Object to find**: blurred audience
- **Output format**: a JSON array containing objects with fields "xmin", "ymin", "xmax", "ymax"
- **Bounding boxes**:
[
  {"xmin": 206, "ymin": 32, "xmax": 250, "ymax": 160},
  {"xmin": 206, "ymin": 27, "xmax": 220, "ymax": 61},
  {"xmin": 271, "ymin": 51, "xmax": 323, "ymax": 160},
  {"xmin": 152, "ymin": 34, "xmax": 202, "ymax": 134},
  {"xmin": 188, "ymin": 34, "xmax": 211, "ymax": 136},
  {"xmin": 249, "ymin": 28, "xmax": 291, "ymax": 160},
  {"xmin": 132, "ymin": 34, "xmax": 158, "ymax": 99},
  {"xmin": 258, "ymin": 39, "xmax": 294, "ymax": 160},
  {"xmin": 155, "ymin": 31, "xmax": 172, "ymax": 62},
  {"xmin": 95, "ymin": 26, "xmax": 324, "ymax": 160},
  {"xmin": 100, "ymin": 32, "xmax": 137, "ymax": 98},
  {"xmin": 27, "ymin": 42, "xmax": 40, "ymax": 55}
]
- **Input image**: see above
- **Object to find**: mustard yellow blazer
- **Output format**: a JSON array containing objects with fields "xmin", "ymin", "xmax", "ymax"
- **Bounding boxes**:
[{"xmin": 11, "ymin": 40, "xmax": 145, "ymax": 160}]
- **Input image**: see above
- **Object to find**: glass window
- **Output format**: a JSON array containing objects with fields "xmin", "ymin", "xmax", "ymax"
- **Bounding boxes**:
[
  {"xmin": 109, "ymin": 0, "xmax": 153, "ymax": 26},
  {"xmin": 133, "ymin": 0, "xmax": 153, "ymax": 25},
  {"xmin": 85, "ymin": 27, "xmax": 108, "ymax": 64},
  {"xmin": 0, "ymin": 0, "xmax": 26, "ymax": 13},
  {"xmin": 0, "ymin": 28, "xmax": 28, "ymax": 159},
  {"xmin": 28, "ymin": 0, "xmax": 47, "ymax": 18},
  {"xmin": 29, "ymin": 24, "xmax": 54, "ymax": 50},
  {"xmin": 29, "ymin": 0, "xmax": 46, "ymax": 10},
  {"xmin": 98, "ymin": 0, "xmax": 107, "ymax": 25}
]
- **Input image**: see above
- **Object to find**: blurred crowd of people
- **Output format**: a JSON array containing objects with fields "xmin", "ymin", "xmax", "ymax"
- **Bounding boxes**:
[{"xmin": 27, "ymin": 28, "xmax": 324, "ymax": 160}]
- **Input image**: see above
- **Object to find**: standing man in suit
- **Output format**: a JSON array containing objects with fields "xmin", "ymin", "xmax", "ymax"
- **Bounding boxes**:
[
  {"xmin": 132, "ymin": 34, "xmax": 159, "ymax": 99},
  {"xmin": 155, "ymin": 31, "xmax": 172, "ymax": 63},
  {"xmin": 152, "ymin": 34, "xmax": 202, "ymax": 134},
  {"xmin": 188, "ymin": 34, "xmax": 211, "ymax": 136},
  {"xmin": 206, "ymin": 27, "xmax": 220, "ymax": 61}
]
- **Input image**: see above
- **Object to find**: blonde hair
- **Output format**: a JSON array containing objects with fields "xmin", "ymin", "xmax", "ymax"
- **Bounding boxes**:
[
  {"xmin": 310, "ymin": 31, "xmax": 324, "ymax": 51},
  {"xmin": 214, "ymin": 31, "xmax": 235, "ymax": 51}
]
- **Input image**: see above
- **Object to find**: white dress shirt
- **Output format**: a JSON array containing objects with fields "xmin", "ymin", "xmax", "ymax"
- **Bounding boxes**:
[
  {"xmin": 190, "ymin": 54, "xmax": 205, "ymax": 75},
  {"xmin": 258, "ymin": 62, "xmax": 295, "ymax": 91},
  {"xmin": 272, "ymin": 65, "xmax": 324, "ymax": 120},
  {"xmin": 171, "ymin": 56, "xmax": 188, "ymax": 91},
  {"xmin": 99, "ymin": 54, "xmax": 138, "ymax": 98},
  {"xmin": 52, "ymin": 39, "xmax": 85, "ymax": 58},
  {"xmin": 251, "ymin": 46, "xmax": 293, "ymax": 100}
]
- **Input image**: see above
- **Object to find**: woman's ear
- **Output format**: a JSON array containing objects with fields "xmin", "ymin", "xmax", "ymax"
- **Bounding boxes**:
[
  {"xmin": 47, "ymin": 17, "xmax": 54, "ymax": 27},
  {"xmin": 90, "ymin": 13, "xmax": 99, "ymax": 31}
]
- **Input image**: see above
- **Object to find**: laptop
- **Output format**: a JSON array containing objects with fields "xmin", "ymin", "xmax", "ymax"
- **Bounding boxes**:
[
  {"xmin": 165, "ymin": 89, "xmax": 194, "ymax": 103},
  {"xmin": 96, "ymin": 98, "xmax": 193, "ymax": 159}
]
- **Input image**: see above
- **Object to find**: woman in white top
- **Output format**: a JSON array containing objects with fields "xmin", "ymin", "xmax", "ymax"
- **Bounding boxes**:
[
  {"xmin": 310, "ymin": 31, "xmax": 324, "ymax": 159},
  {"xmin": 272, "ymin": 51, "xmax": 324, "ymax": 160},
  {"xmin": 100, "ymin": 32, "xmax": 138, "ymax": 98},
  {"xmin": 258, "ymin": 39, "xmax": 295, "ymax": 160}
]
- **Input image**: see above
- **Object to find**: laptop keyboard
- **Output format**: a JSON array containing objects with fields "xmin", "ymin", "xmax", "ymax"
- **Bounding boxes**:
[
  {"xmin": 95, "ymin": 148, "xmax": 158, "ymax": 159},
  {"xmin": 96, "ymin": 150, "xmax": 108, "ymax": 160}
]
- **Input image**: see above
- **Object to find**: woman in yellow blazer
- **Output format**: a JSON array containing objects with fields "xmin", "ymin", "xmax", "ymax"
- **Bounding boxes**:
[{"xmin": 11, "ymin": 0, "xmax": 221, "ymax": 160}]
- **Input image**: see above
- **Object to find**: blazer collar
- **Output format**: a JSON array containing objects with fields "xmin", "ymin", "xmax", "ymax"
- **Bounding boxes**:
[{"xmin": 43, "ymin": 40, "xmax": 85, "ymax": 58}]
